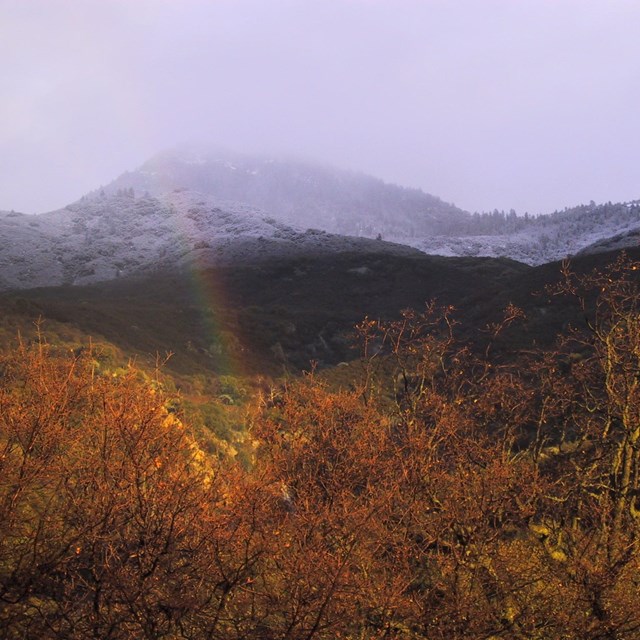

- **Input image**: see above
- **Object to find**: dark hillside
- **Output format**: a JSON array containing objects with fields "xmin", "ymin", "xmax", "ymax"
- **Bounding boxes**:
[
  {"xmin": 462, "ymin": 245, "xmax": 640, "ymax": 354},
  {"xmin": 1, "ymin": 251, "xmax": 527, "ymax": 375},
  {"xmin": 4, "ymin": 246, "xmax": 639, "ymax": 379}
]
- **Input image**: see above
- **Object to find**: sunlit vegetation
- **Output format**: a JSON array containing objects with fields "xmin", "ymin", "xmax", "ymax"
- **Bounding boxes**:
[{"xmin": 2, "ymin": 254, "xmax": 640, "ymax": 637}]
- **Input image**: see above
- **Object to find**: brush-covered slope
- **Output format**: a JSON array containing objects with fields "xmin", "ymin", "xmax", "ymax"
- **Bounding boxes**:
[
  {"xmin": 5, "ymin": 245, "xmax": 640, "ymax": 380},
  {"xmin": 2, "ymin": 250, "xmax": 528, "ymax": 375}
]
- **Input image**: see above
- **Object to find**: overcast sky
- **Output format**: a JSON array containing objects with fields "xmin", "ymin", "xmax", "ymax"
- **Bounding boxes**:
[{"xmin": 2, "ymin": 0, "xmax": 639, "ymax": 215}]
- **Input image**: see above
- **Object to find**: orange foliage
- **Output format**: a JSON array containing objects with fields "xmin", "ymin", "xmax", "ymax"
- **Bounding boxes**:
[{"xmin": 2, "ymin": 256, "xmax": 640, "ymax": 638}]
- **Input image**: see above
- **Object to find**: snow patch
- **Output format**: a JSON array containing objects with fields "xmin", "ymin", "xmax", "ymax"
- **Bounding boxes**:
[{"xmin": 347, "ymin": 266, "xmax": 372, "ymax": 276}]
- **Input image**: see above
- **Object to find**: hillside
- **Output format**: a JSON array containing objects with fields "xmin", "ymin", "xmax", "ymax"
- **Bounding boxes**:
[
  {"xmin": 0, "ymin": 189, "xmax": 424, "ymax": 291},
  {"xmin": 6, "ymin": 244, "xmax": 640, "ymax": 380},
  {"xmin": 105, "ymin": 147, "xmax": 469, "ymax": 238},
  {"xmin": 1, "ymin": 151, "xmax": 638, "ymax": 293},
  {"xmin": 401, "ymin": 200, "xmax": 640, "ymax": 265},
  {"xmin": 1, "ymin": 250, "xmax": 526, "ymax": 375},
  {"xmin": 104, "ymin": 148, "xmax": 640, "ymax": 265},
  {"xmin": 6, "ymin": 259, "xmax": 640, "ymax": 639}
]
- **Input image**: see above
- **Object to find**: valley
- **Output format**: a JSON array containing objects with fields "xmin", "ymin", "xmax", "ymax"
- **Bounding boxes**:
[
  {"xmin": 2, "ymin": 150, "xmax": 640, "ymax": 638},
  {"xmin": 2, "ymin": 150, "xmax": 639, "ymax": 455}
]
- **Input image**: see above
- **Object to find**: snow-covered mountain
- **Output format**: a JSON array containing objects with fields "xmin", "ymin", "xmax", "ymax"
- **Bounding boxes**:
[
  {"xmin": 104, "ymin": 148, "xmax": 640, "ymax": 266},
  {"xmin": 0, "ymin": 189, "xmax": 423, "ymax": 291},
  {"xmin": 404, "ymin": 201, "xmax": 640, "ymax": 265},
  {"xmin": 104, "ymin": 147, "xmax": 469, "ymax": 238},
  {"xmin": 1, "ymin": 148, "xmax": 639, "ymax": 292}
]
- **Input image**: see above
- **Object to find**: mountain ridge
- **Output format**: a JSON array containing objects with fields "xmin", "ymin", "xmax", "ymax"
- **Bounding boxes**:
[
  {"xmin": 104, "ymin": 147, "xmax": 469, "ymax": 237},
  {"xmin": 103, "ymin": 148, "xmax": 640, "ymax": 265},
  {"xmin": 0, "ymin": 148, "xmax": 639, "ymax": 293},
  {"xmin": 0, "ymin": 187, "xmax": 426, "ymax": 292}
]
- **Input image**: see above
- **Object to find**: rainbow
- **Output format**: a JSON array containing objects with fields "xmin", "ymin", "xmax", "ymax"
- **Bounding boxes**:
[{"xmin": 159, "ymin": 186, "xmax": 250, "ymax": 380}]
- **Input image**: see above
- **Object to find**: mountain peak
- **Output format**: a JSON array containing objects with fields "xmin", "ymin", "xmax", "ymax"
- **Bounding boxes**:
[{"xmin": 104, "ymin": 147, "xmax": 469, "ymax": 239}]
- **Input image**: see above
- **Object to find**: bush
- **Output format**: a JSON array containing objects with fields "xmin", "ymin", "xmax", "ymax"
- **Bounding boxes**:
[{"xmin": 0, "ymin": 341, "xmax": 258, "ymax": 638}]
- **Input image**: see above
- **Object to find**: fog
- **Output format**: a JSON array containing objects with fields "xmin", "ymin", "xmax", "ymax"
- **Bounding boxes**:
[{"xmin": 2, "ymin": 0, "xmax": 640, "ymax": 215}]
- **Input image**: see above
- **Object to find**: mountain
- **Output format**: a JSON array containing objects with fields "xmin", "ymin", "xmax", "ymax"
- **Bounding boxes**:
[
  {"xmin": 104, "ymin": 147, "xmax": 470, "ymax": 237},
  {"xmin": 103, "ymin": 148, "xmax": 640, "ymax": 266},
  {"xmin": 1, "ymin": 148, "xmax": 639, "ymax": 294},
  {"xmin": 412, "ymin": 200, "xmax": 640, "ymax": 265},
  {"xmin": 0, "ymin": 189, "xmax": 423, "ymax": 291}
]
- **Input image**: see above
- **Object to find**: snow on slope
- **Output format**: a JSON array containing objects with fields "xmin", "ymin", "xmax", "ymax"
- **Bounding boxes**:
[
  {"xmin": 0, "ymin": 210, "xmax": 63, "ymax": 290},
  {"xmin": 105, "ymin": 147, "xmax": 469, "ymax": 238},
  {"xmin": 0, "ymin": 189, "xmax": 423, "ymax": 291},
  {"xmin": 2, "ymin": 150, "xmax": 638, "ymax": 292},
  {"xmin": 104, "ymin": 149, "xmax": 640, "ymax": 267},
  {"xmin": 392, "ymin": 201, "xmax": 640, "ymax": 266}
]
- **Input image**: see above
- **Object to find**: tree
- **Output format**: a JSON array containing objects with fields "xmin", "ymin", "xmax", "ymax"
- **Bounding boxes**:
[
  {"xmin": 522, "ymin": 254, "xmax": 640, "ymax": 638},
  {"xmin": 0, "ymin": 340, "xmax": 269, "ymax": 639}
]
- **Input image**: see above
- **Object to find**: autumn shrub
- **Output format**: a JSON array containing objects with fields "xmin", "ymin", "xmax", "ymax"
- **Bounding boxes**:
[
  {"xmin": 0, "ymin": 340, "xmax": 270, "ymax": 639},
  {"xmin": 3, "ymin": 255, "xmax": 640, "ymax": 639}
]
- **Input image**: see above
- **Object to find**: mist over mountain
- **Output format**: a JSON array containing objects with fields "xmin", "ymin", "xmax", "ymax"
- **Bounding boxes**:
[
  {"xmin": 0, "ymin": 148, "xmax": 639, "ymax": 293},
  {"xmin": 103, "ymin": 147, "xmax": 640, "ymax": 266},
  {"xmin": 104, "ymin": 147, "xmax": 469, "ymax": 238}
]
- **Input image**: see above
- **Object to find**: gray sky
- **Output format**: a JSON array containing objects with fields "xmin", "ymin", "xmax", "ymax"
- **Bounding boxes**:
[{"xmin": 2, "ymin": 0, "xmax": 640, "ymax": 215}]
